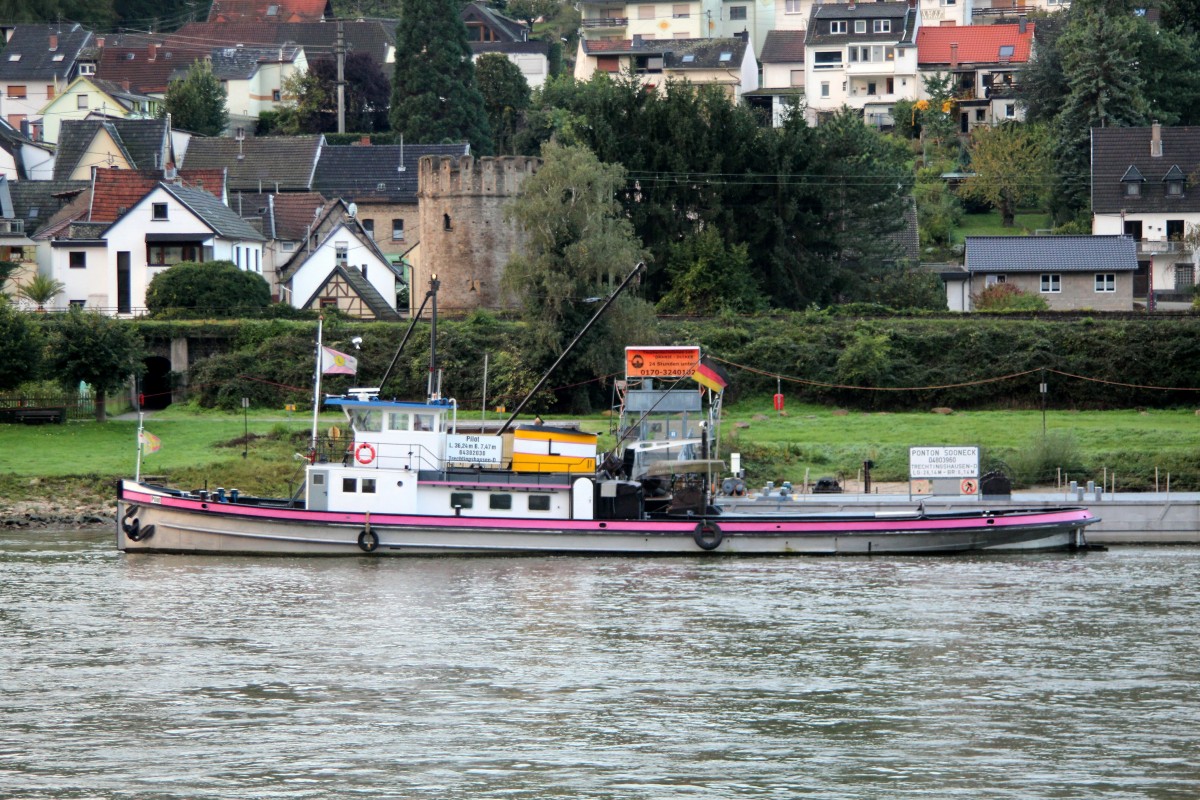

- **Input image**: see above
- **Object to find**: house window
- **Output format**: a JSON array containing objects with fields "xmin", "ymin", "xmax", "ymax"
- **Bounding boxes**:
[
  {"xmin": 342, "ymin": 477, "xmax": 357, "ymax": 492},
  {"xmin": 1040, "ymin": 274, "xmax": 1061, "ymax": 293},
  {"xmin": 489, "ymin": 494, "xmax": 513, "ymax": 510},
  {"xmin": 854, "ymin": 20, "xmax": 866, "ymax": 33},
  {"xmin": 1166, "ymin": 179, "xmax": 1184, "ymax": 197},
  {"xmin": 1176, "ymin": 264, "xmax": 1195, "ymax": 289},
  {"xmin": 255, "ymin": 249, "xmax": 260, "ymax": 272},
  {"xmin": 320, "ymin": 298, "xmax": 338, "ymax": 309},
  {"xmin": 1005, "ymin": 103, "xmax": 1016, "ymax": 118},
  {"xmin": 77, "ymin": 94, "xmax": 88, "ymax": 109},
  {"xmin": 985, "ymin": 274, "xmax": 1007, "ymax": 286},
  {"xmin": 528, "ymin": 495, "xmax": 551, "ymax": 511},
  {"xmin": 46, "ymin": 84, "xmax": 55, "ymax": 100},
  {"xmin": 69, "ymin": 299, "xmax": 85, "ymax": 309},
  {"xmin": 272, "ymin": 89, "xmax": 281, "ymax": 101},
  {"xmin": 235, "ymin": 247, "xmax": 241, "ymax": 268},
  {"xmin": 79, "ymin": 63, "xmax": 95, "ymax": 75},
  {"xmin": 821, "ymin": 81, "xmax": 830, "ymax": 98},
  {"xmin": 1125, "ymin": 181, "xmax": 1142, "ymax": 197},
  {"xmin": 975, "ymin": 109, "xmax": 986, "ymax": 121},
  {"xmin": 392, "ymin": 218, "xmax": 404, "ymax": 240},
  {"xmin": 830, "ymin": 20, "xmax": 847, "ymax": 34},
  {"xmin": 672, "ymin": 4, "xmax": 689, "ymax": 18},
  {"xmin": 69, "ymin": 251, "xmax": 87, "ymax": 269},
  {"xmin": 785, "ymin": 0, "xmax": 802, "ymax": 12},
  {"xmin": 361, "ymin": 218, "xmax": 374, "ymax": 237},
  {"xmin": 729, "ymin": 6, "xmax": 746, "ymax": 20},
  {"xmin": 335, "ymin": 242, "xmax": 348, "ymax": 266},
  {"xmin": 152, "ymin": 203, "xmax": 168, "ymax": 220},
  {"xmin": 813, "ymin": 51, "xmax": 843, "ymax": 70},
  {"xmin": 1095, "ymin": 273, "xmax": 1116, "ymax": 293},
  {"xmin": 7, "ymin": 86, "xmax": 26, "ymax": 99},
  {"xmin": 450, "ymin": 492, "xmax": 474, "ymax": 510},
  {"xmin": 873, "ymin": 19, "xmax": 891, "ymax": 33},
  {"xmin": 942, "ymin": 0, "xmax": 957, "ymax": 5},
  {"xmin": 790, "ymin": 69, "xmax": 804, "ymax": 87},
  {"xmin": 443, "ymin": 213, "xmax": 452, "ymax": 231},
  {"xmin": 639, "ymin": 5, "xmax": 655, "ymax": 19}
]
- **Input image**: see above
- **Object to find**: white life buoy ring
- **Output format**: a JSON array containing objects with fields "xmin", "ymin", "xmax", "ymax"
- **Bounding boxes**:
[{"xmin": 355, "ymin": 443, "xmax": 377, "ymax": 465}]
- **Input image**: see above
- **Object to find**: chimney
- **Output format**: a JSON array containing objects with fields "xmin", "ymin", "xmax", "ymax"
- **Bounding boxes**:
[
  {"xmin": 847, "ymin": 2, "xmax": 855, "ymax": 9},
  {"xmin": 633, "ymin": 34, "xmax": 643, "ymax": 47},
  {"xmin": 1019, "ymin": 18, "xmax": 1026, "ymax": 34},
  {"xmin": 122, "ymin": 79, "xmax": 130, "ymax": 92},
  {"xmin": 96, "ymin": 36, "xmax": 105, "ymax": 48},
  {"xmin": 357, "ymin": 135, "xmax": 371, "ymax": 146},
  {"xmin": 48, "ymin": 34, "xmax": 58, "ymax": 51},
  {"xmin": 148, "ymin": 43, "xmax": 158, "ymax": 61},
  {"xmin": 950, "ymin": 43, "xmax": 959, "ymax": 69},
  {"xmin": 1151, "ymin": 121, "xmax": 1162, "ymax": 157},
  {"xmin": 907, "ymin": 0, "xmax": 916, "ymax": 7}
]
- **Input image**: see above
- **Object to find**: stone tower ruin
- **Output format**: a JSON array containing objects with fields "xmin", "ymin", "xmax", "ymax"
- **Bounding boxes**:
[{"xmin": 415, "ymin": 155, "xmax": 541, "ymax": 313}]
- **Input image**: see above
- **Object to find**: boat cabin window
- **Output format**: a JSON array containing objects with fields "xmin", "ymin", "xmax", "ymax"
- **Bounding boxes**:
[
  {"xmin": 387, "ymin": 412, "xmax": 410, "ymax": 431},
  {"xmin": 414, "ymin": 413, "xmax": 436, "ymax": 432},
  {"xmin": 349, "ymin": 408, "xmax": 383, "ymax": 433},
  {"xmin": 528, "ymin": 495, "xmax": 551, "ymax": 511},
  {"xmin": 451, "ymin": 492, "xmax": 474, "ymax": 509},
  {"xmin": 312, "ymin": 474, "xmax": 325, "ymax": 485},
  {"xmin": 362, "ymin": 479, "xmax": 376, "ymax": 494},
  {"xmin": 343, "ymin": 478, "xmax": 357, "ymax": 492},
  {"xmin": 489, "ymin": 494, "xmax": 512, "ymax": 510}
]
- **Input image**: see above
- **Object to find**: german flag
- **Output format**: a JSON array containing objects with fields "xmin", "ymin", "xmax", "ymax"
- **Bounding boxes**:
[{"xmin": 692, "ymin": 356, "xmax": 730, "ymax": 392}]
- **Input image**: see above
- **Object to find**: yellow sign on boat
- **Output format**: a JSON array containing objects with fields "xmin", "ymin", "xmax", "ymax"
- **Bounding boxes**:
[{"xmin": 511, "ymin": 425, "xmax": 597, "ymax": 474}]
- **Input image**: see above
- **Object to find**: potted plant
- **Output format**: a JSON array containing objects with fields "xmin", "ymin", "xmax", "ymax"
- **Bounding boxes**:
[{"xmin": 17, "ymin": 274, "xmax": 66, "ymax": 312}]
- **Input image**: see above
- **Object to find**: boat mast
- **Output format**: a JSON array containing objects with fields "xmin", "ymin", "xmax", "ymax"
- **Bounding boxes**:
[
  {"xmin": 377, "ymin": 281, "xmax": 436, "ymax": 395},
  {"xmin": 428, "ymin": 273, "xmax": 440, "ymax": 401},
  {"xmin": 498, "ymin": 262, "xmax": 644, "ymax": 435}
]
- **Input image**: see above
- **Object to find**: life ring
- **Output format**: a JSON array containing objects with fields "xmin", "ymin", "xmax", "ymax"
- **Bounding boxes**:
[
  {"xmin": 357, "ymin": 529, "xmax": 379, "ymax": 552},
  {"xmin": 354, "ymin": 443, "xmax": 376, "ymax": 465},
  {"xmin": 693, "ymin": 521, "xmax": 723, "ymax": 551}
]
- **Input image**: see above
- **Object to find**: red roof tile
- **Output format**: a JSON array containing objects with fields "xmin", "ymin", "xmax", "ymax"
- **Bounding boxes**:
[
  {"xmin": 208, "ymin": 0, "xmax": 332, "ymax": 23},
  {"xmin": 87, "ymin": 168, "xmax": 227, "ymax": 222},
  {"xmin": 916, "ymin": 24, "xmax": 1034, "ymax": 65}
]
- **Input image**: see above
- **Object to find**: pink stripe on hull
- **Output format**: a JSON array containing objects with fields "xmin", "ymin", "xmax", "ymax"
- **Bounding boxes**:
[{"xmin": 121, "ymin": 486, "xmax": 1091, "ymax": 536}]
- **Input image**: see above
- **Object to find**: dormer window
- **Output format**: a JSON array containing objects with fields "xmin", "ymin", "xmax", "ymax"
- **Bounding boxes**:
[
  {"xmin": 1121, "ymin": 165, "xmax": 1145, "ymax": 198},
  {"xmin": 1163, "ymin": 164, "xmax": 1186, "ymax": 197},
  {"xmin": 873, "ymin": 19, "xmax": 891, "ymax": 33},
  {"xmin": 830, "ymin": 20, "xmax": 847, "ymax": 34}
]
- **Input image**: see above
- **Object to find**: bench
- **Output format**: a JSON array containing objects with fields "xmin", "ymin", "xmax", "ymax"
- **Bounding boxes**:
[{"xmin": 0, "ymin": 407, "xmax": 67, "ymax": 425}]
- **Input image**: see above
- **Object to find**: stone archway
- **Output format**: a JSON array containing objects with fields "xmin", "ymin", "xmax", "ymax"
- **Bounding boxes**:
[{"xmin": 141, "ymin": 355, "xmax": 173, "ymax": 410}]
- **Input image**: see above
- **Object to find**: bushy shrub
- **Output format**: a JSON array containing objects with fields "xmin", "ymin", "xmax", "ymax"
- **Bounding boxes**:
[{"xmin": 972, "ymin": 282, "xmax": 1049, "ymax": 312}]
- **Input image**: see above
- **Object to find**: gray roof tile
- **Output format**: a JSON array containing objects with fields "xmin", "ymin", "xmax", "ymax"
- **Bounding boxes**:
[
  {"xmin": 313, "ymin": 142, "xmax": 469, "ymax": 204},
  {"xmin": 965, "ymin": 235, "xmax": 1138, "ymax": 272},
  {"xmin": 1092, "ymin": 126, "xmax": 1200, "ymax": 214},
  {"xmin": 0, "ymin": 23, "xmax": 92, "ymax": 82},
  {"xmin": 53, "ymin": 118, "xmax": 170, "ymax": 180},
  {"xmin": 181, "ymin": 135, "xmax": 323, "ymax": 191},
  {"xmin": 160, "ymin": 182, "xmax": 266, "ymax": 241},
  {"xmin": 760, "ymin": 30, "xmax": 806, "ymax": 64}
]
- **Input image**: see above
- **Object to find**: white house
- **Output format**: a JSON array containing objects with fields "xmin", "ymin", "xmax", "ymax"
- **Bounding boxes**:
[
  {"xmin": 277, "ymin": 211, "xmax": 403, "ymax": 320},
  {"xmin": 804, "ymin": 1, "xmax": 921, "ymax": 127},
  {"xmin": 45, "ymin": 181, "xmax": 265, "ymax": 315}
]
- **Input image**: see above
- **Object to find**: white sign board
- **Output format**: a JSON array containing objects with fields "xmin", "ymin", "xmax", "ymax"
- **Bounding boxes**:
[
  {"xmin": 446, "ymin": 434, "xmax": 503, "ymax": 465},
  {"xmin": 909, "ymin": 446, "xmax": 979, "ymax": 479}
]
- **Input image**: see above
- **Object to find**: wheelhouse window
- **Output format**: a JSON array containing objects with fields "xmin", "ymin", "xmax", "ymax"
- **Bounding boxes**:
[
  {"xmin": 489, "ymin": 494, "xmax": 513, "ymax": 510},
  {"xmin": 350, "ymin": 408, "xmax": 383, "ymax": 432},
  {"xmin": 451, "ymin": 492, "xmax": 474, "ymax": 509},
  {"xmin": 528, "ymin": 495, "xmax": 551, "ymax": 511},
  {"xmin": 387, "ymin": 412, "xmax": 410, "ymax": 431},
  {"xmin": 1040, "ymin": 274, "xmax": 1061, "ymax": 293},
  {"xmin": 413, "ymin": 413, "xmax": 435, "ymax": 432},
  {"xmin": 343, "ymin": 477, "xmax": 357, "ymax": 492},
  {"xmin": 362, "ymin": 478, "xmax": 376, "ymax": 494},
  {"xmin": 1095, "ymin": 273, "xmax": 1116, "ymax": 293}
]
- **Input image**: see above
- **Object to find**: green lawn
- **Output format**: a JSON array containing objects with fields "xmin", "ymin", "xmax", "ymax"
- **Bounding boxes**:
[{"xmin": 953, "ymin": 210, "xmax": 1054, "ymax": 242}]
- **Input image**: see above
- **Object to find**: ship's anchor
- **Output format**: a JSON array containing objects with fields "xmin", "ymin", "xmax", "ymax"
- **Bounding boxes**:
[{"xmin": 122, "ymin": 505, "xmax": 155, "ymax": 542}]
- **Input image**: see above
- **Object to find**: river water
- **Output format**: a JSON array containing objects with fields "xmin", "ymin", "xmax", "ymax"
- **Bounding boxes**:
[{"xmin": 2, "ymin": 531, "xmax": 1198, "ymax": 799}]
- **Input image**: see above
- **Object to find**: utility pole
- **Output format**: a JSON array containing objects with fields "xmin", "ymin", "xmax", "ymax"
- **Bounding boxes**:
[{"xmin": 336, "ymin": 21, "xmax": 346, "ymax": 134}]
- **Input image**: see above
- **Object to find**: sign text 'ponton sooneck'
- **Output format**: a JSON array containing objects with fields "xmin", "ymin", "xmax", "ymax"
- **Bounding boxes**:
[{"xmin": 908, "ymin": 446, "xmax": 980, "ymax": 479}]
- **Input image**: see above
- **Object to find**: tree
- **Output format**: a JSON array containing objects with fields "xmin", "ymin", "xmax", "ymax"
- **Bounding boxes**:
[
  {"xmin": 162, "ymin": 60, "xmax": 229, "ymax": 137},
  {"xmin": 503, "ymin": 141, "xmax": 652, "ymax": 407},
  {"xmin": 390, "ymin": 0, "xmax": 493, "ymax": 153},
  {"xmin": 1017, "ymin": 11, "xmax": 1071, "ymax": 126},
  {"xmin": 656, "ymin": 228, "xmax": 765, "ymax": 315},
  {"xmin": 311, "ymin": 53, "xmax": 392, "ymax": 132},
  {"xmin": 504, "ymin": 0, "xmax": 559, "ymax": 28},
  {"xmin": 0, "ymin": 260, "xmax": 18, "ymax": 299},
  {"xmin": 145, "ymin": 261, "xmax": 271, "ymax": 318},
  {"xmin": 475, "ymin": 53, "xmax": 531, "ymax": 155},
  {"xmin": 1050, "ymin": 0, "xmax": 1147, "ymax": 221},
  {"xmin": 16, "ymin": 274, "xmax": 65, "ymax": 311},
  {"xmin": 44, "ymin": 309, "xmax": 145, "ymax": 421},
  {"xmin": 0, "ymin": 303, "xmax": 43, "ymax": 390},
  {"xmin": 959, "ymin": 123, "xmax": 1051, "ymax": 227}
]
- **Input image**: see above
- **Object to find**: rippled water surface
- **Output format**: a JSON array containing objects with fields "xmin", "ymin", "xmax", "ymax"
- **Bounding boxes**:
[{"xmin": 3, "ymin": 531, "xmax": 1199, "ymax": 799}]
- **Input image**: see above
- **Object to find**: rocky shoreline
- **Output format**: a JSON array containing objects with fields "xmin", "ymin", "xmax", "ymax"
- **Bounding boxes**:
[{"xmin": 1, "ymin": 500, "xmax": 114, "ymax": 530}]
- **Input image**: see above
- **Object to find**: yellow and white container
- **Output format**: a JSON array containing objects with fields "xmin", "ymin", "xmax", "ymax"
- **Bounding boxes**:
[{"xmin": 511, "ymin": 425, "xmax": 597, "ymax": 474}]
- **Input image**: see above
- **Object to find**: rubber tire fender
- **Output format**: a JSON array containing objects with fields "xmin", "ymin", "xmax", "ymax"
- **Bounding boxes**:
[
  {"xmin": 693, "ymin": 521, "xmax": 723, "ymax": 551},
  {"xmin": 358, "ymin": 529, "xmax": 379, "ymax": 552}
]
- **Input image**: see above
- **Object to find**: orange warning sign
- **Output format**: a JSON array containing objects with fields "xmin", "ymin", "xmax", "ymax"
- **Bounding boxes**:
[
  {"xmin": 961, "ymin": 478, "xmax": 978, "ymax": 495},
  {"xmin": 625, "ymin": 346, "xmax": 701, "ymax": 379}
]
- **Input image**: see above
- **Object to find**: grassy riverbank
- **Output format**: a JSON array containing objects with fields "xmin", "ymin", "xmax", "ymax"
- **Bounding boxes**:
[{"xmin": 2, "ymin": 401, "xmax": 1198, "ymax": 524}]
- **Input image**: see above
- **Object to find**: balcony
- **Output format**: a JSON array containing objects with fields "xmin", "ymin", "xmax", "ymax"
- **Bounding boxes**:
[{"xmin": 581, "ymin": 17, "xmax": 629, "ymax": 28}]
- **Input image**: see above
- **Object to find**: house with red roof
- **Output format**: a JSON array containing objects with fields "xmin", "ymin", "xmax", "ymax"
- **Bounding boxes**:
[
  {"xmin": 916, "ymin": 22, "xmax": 1035, "ymax": 132},
  {"xmin": 207, "ymin": 0, "xmax": 334, "ymax": 24}
]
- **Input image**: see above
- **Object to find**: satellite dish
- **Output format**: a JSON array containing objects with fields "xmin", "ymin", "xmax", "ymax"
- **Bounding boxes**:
[{"xmin": 347, "ymin": 202, "xmax": 358, "ymax": 218}]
